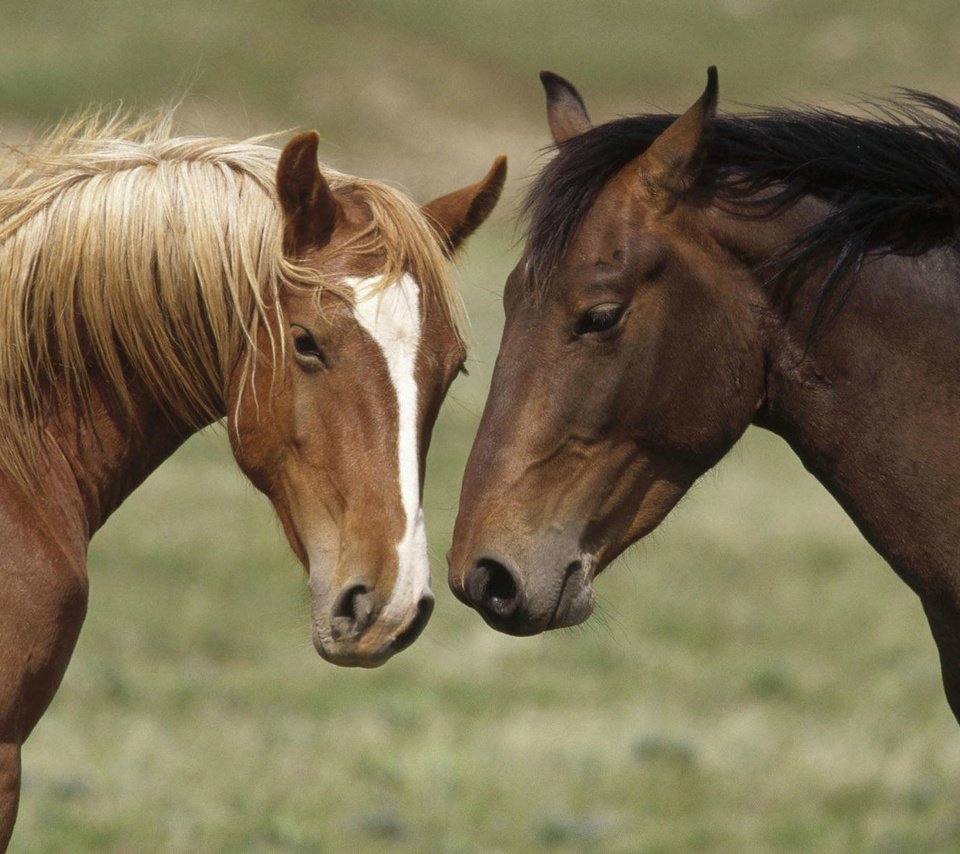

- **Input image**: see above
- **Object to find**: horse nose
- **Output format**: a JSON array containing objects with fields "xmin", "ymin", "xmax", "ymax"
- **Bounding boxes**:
[
  {"xmin": 464, "ymin": 556, "xmax": 526, "ymax": 629},
  {"xmin": 330, "ymin": 581, "xmax": 377, "ymax": 639}
]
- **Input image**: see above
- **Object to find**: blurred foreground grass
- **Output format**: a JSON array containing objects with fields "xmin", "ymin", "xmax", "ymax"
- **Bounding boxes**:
[{"xmin": 4, "ymin": 2, "xmax": 960, "ymax": 851}]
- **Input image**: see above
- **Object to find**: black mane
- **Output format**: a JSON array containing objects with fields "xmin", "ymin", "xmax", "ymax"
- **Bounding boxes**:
[{"xmin": 524, "ymin": 92, "xmax": 960, "ymax": 330}]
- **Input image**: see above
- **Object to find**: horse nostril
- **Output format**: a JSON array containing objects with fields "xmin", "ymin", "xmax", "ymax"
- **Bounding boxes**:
[
  {"xmin": 331, "ymin": 583, "xmax": 376, "ymax": 638},
  {"xmin": 467, "ymin": 557, "xmax": 521, "ymax": 618}
]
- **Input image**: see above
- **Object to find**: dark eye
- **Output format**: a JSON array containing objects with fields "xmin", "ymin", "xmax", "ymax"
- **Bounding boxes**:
[
  {"xmin": 292, "ymin": 327, "xmax": 327, "ymax": 369},
  {"xmin": 575, "ymin": 303, "xmax": 625, "ymax": 336}
]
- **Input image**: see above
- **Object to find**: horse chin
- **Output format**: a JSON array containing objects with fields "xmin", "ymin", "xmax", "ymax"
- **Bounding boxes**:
[{"xmin": 312, "ymin": 633, "xmax": 395, "ymax": 668}]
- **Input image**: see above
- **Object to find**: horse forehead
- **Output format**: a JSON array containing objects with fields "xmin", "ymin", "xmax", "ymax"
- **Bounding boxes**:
[
  {"xmin": 572, "ymin": 193, "xmax": 644, "ymax": 258},
  {"xmin": 341, "ymin": 273, "xmax": 422, "ymax": 348}
]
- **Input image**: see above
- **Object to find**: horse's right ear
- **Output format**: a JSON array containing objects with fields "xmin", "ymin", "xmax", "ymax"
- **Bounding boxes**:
[
  {"xmin": 277, "ymin": 131, "xmax": 339, "ymax": 255},
  {"xmin": 541, "ymin": 71, "xmax": 593, "ymax": 144},
  {"xmin": 637, "ymin": 66, "xmax": 718, "ymax": 199}
]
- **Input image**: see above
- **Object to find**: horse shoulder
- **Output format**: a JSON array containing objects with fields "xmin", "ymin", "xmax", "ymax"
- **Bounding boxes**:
[{"xmin": 0, "ymin": 468, "xmax": 89, "ymax": 745}]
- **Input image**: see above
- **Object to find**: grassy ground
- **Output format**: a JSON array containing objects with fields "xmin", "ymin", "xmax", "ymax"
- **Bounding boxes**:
[{"xmin": 3, "ymin": 2, "xmax": 960, "ymax": 851}]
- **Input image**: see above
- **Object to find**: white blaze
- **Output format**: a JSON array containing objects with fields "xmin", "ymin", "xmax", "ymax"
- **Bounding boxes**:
[{"xmin": 343, "ymin": 274, "xmax": 430, "ymax": 618}]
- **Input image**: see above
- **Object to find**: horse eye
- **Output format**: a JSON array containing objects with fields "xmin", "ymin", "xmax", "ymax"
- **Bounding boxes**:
[
  {"xmin": 575, "ymin": 303, "xmax": 625, "ymax": 335},
  {"xmin": 292, "ymin": 328, "xmax": 327, "ymax": 368}
]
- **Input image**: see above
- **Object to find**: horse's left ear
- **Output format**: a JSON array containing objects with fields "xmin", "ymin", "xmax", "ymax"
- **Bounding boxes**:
[
  {"xmin": 541, "ymin": 71, "xmax": 593, "ymax": 144},
  {"xmin": 638, "ymin": 66, "xmax": 718, "ymax": 198},
  {"xmin": 422, "ymin": 156, "xmax": 507, "ymax": 256},
  {"xmin": 277, "ymin": 131, "xmax": 340, "ymax": 255}
]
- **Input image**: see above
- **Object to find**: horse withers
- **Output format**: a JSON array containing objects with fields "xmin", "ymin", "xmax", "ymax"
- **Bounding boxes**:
[
  {"xmin": 448, "ymin": 68, "xmax": 960, "ymax": 725},
  {"xmin": 0, "ymin": 112, "xmax": 504, "ymax": 846}
]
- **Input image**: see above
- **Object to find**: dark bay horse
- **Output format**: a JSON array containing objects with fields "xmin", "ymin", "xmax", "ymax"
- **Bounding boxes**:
[
  {"xmin": 448, "ymin": 67, "xmax": 960, "ymax": 725},
  {"xmin": 0, "ymin": 110, "xmax": 505, "ymax": 846}
]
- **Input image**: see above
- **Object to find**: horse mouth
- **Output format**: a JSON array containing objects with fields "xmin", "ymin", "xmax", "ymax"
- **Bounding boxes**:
[
  {"xmin": 545, "ymin": 559, "xmax": 596, "ymax": 629},
  {"xmin": 388, "ymin": 594, "xmax": 435, "ymax": 653}
]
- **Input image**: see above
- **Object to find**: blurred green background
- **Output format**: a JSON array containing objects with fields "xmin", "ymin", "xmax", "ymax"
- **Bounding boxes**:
[{"xmin": 3, "ymin": 1, "xmax": 960, "ymax": 851}]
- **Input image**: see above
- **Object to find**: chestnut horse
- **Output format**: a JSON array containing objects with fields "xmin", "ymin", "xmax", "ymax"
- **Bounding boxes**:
[
  {"xmin": 449, "ymin": 68, "xmax": 960, "ymax": 725},
  {"xmin": 0, "ymin": 110, "xmax": 505, "ymax": 846}
]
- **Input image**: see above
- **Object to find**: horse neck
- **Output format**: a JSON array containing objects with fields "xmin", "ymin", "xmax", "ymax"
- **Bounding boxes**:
[
  {"xmin": 42, "ymin": 374, "xmax": 206, "ymax": 539},
  {"xmin": 747, "ymin": 218, "xmax": 960, "ymax": 594}
]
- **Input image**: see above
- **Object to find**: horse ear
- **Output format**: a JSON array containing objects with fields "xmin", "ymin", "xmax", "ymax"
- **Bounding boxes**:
[
  {"xmin": 638, "ymin": 66, "xmax": 718, "ymax": 198},
  {"xmin": 422, "ymin": 156, "xmax": 507, "ymax": 256},
  {"xmin": 541, "ymin": 71, "xmax": 593, "ymax": 144},
  {"xmin": 277, "ymin": 131, "xmax": 339, "ymax": 255}
]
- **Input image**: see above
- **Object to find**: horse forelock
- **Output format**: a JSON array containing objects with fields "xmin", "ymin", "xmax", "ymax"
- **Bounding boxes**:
[
  {"xmin": 0, "ymin": 109, "xmax": 463, "ymax": 485},
  {"xmin": 330, "ymin": 177, "xmax": 467, "ymax": 348}
]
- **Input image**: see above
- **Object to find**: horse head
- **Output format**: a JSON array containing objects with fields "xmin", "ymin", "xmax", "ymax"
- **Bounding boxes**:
[
  {"xmin": 231, "ymin": 132, "xmax": 506, "ymax": 665},
  {"xmin": 448, "ymin": 70, "xmax": 764, "ymax": 635}
]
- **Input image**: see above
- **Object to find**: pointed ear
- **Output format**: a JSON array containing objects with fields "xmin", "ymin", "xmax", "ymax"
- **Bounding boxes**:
[
  {"xmin": 638, "ymin": 66, "xmax": 718, "ymax": 198},
  {"xmin": 541, "ymin": 71, "xmax": 592, "ymax": 144},
  {"xmin": 422, "ymin": 156, "xmax": 507, "ymax": 256},
  {"xmin": 276, "ymin": 131, "xmax": 339, "ymax": 255}
]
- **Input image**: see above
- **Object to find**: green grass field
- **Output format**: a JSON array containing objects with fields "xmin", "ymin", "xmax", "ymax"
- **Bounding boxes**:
[{"xmin": 3, "ymin": 2, "xmax": 960, "ymax": 851}]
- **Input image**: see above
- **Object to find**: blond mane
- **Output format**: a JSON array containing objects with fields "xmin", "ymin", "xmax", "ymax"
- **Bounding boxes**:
[{"xmin": 0, "ymin": 109, "xmax": 465, "ymax": 484}]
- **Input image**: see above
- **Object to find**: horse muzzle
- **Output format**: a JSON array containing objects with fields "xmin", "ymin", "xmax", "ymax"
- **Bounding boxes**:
[
  {"xmin": 448, "ymin": 543, "xmax": 596, "ymax": 636},
  {"xmin": 309, "ymin": 571, "xmax": 434, "ymax": 667}
]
